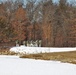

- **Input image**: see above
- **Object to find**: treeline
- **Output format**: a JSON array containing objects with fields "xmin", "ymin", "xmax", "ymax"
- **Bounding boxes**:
[
  {"xmin": 0, "ymin": 0, "xmax": 76, "ymax": 47},
  {"xmin": 0, "ymin": 0, "xmax": 27, "ymax": 44}
]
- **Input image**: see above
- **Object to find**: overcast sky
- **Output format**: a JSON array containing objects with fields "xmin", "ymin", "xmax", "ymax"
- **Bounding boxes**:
[
  {"xmin": 0, "ymin": 0, "xmax": 74, "ymax": 1},
  {"xmin": 0, "ymin": 0, "xmax": 76, "ymax": 4},
  {"xmin": 53, "ymin": 0, "xmax": 76, "ymax": 3}
]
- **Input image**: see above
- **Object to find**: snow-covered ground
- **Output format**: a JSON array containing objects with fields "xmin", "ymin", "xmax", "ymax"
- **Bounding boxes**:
[
  {"xmin": 0, "ymin": 55, "xmax": 76, "ymax": 75},
  {"xmin": 10, "ymin": 45, "xmax": 76, "ymax": 54}
]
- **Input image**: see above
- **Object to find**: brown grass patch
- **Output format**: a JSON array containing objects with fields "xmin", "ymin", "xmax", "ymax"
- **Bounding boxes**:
[
  {"xmin": 0, "ymin": 49, "xmax": 17, "ymax": 55},
  {"xmin": 20, "ymin": 51, "xmax": 76, "ymax": 64}
]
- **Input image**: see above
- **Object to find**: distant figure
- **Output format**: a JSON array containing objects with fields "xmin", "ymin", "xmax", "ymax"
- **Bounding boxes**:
[
  {"xmin": 16, "ymin": 40, "xmax": 19, "ymax": 47},
  {"xmin": 30, "ymin": 41, "xmax": 34, "ymax": 47},
  {"xmin": 27, "ymin": 41, "xmax": 29, "ymax": 46},
  {"xmin": 35, "ymin": 40, "xmax": 38, "ymax": 47},
  {"xmin": 23, "ymin": 41, "xmax": 25, "ymax": 46},
  {"xmin": 39, "ymin": 40, "xmax": 42, "ymax": 47}
]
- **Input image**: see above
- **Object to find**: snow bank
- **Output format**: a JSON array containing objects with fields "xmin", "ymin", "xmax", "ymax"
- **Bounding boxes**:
[
  {"xmin": 0, "ymin": 55, "xmax": 76, "ymax": 75},
  {"xmin": 10, "ymin": 45, "xmax": 76, "ymax": 54}
]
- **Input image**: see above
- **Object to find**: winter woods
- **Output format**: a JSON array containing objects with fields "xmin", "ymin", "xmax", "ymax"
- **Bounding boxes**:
[{"xmin": 0, "ymin": 0, "xmax": 76, "ymax": 47}]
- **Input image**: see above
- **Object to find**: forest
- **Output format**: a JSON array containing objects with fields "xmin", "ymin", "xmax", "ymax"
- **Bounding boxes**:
[{"xmin": 0, "ymin": 0, "xmax": 76, "ymax": 47}]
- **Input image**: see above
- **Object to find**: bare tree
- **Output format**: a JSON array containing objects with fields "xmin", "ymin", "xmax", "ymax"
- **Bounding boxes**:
[{"xmin": 26, "ymin": 0, "xmax": 43, "ymax": 41}]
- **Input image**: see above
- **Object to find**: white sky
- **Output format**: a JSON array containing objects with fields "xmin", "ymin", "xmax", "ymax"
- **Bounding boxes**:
[{"xmin": 0, "ymin": 0, "xmax": 76, "ymax": 3}]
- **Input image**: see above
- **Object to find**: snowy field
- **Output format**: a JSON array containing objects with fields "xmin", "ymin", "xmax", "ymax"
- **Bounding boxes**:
[
  {"xmin": 0, "ymin": 55, "xmax": 76, "ymax": 75},
  {"xmin": 10, "ymin": 45, "xmax": 76, "ymax": 54}
]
